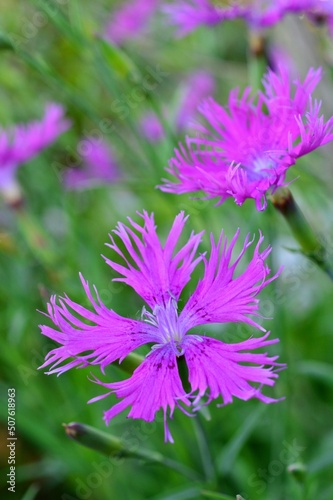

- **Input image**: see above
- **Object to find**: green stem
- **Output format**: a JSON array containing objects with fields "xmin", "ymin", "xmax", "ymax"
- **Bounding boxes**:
[
  {"xmin": 247, "ymin": 30, "xmax": 267, "ymax": 92},
  {"xmin": 64, "ymin": 423, "xmax": 201, "ymax": 482},
  {"xmin": 0, "ymin": 32, "xmax": 98, "ymax": 121},
  {"xmin": 115, "ymin": 352, "xmax": 144, "ymax": 374},
  {"xmin": 193, "ymin": 415, "xmax": 217, "ymax": 485},
  {"xmin": 270, "ymin": 188, "xmax": 333, "ymax": 281},
  {"xmin": 15, "ymin": 208, "xmax": 59, "ymax": 268}
]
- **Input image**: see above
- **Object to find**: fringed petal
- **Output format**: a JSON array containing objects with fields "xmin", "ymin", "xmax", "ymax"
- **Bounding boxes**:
[
  {"xmin": 90, "ymin": 345, "xmax": 191, "ymax": 443},
  {"xmin": 180, "ymin": 230, "xmax": 281, "ymax": 331},
  {"xmin": 103, "ymin": 211, "xmax": 204, "ymax": 308},
  {"xmin": 39, "ymin": 273, "xmax": 158, "ymax": 375},
  {"xmin": 184, "ymin": 334, "xmax": 285, "ymax": 408}
]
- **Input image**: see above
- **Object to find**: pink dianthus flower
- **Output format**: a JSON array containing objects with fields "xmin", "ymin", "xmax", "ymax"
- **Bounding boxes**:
[
  {"xmin": 160, "ymin": 67, "xmax": 333, "ymax": 210},
  {"xmin": 39, "ymin": 211, "xmax": 284, "ymax": 442}
]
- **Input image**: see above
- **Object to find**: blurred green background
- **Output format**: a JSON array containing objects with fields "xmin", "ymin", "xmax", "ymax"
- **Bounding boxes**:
[{"xmin": 1, "ymin": 1, "xmax": 333, "ymax": 499}]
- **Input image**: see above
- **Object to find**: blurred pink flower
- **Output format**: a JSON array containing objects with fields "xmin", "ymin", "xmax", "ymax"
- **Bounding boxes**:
[
  {"xmin": 140, "ymin": 111, "xmax": 165, "ymax": 143},
  {"xmin": 104, "ymin": 0, "xmax": 159, "ymax": 45},
  {"xmin": 64, "ymin": 137, "xmax": 120, "ymax": 190},
  {"xmin": 0, "ymin": 103, "xmax": 70, "ymax": 202},
  {"xmin": 160, "ymin": 66, "xmax": 333, "ymax": 210}
]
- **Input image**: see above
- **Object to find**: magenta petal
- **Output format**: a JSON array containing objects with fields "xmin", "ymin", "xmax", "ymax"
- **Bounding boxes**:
[
  {"xmin": 91, "ymin": 345, "xmax": 191, "ymax": 443},
  {"xmin": 39, "ymin": 274, "xmax": 158, "ymax": 375},
  {"xmin": 103, "ymin": 211, "xmax": 204, "ymax": 308},
  {"xmin": 180, "ymin": 230, "xmax": 281, "ymax": 332},
  {"xmin": 184, "ymin": 334, "xmax": 284, "ymax": 407}
]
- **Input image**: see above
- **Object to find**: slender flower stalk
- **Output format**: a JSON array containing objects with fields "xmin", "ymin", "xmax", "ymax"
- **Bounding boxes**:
[
  {"xmin": 270, "ymin": 188, "xmax": 333, "ymax": 280},
  {"xmin": 39, "ymin": 212, "xmax": 284, "ymax": 442},
  {"xmin": 64, "ymin": 422, "xmax": 200, "ymax": 480},
  {"xmin": 159, "ymin": 66, "xmax": 333, "ymax": 211}
]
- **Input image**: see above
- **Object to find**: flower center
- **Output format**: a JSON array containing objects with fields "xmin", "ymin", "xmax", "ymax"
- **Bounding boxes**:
[
  {"xmin": 142, "ymin": 299, "xmax": 186, "ymax": 356},
  {"xmin": 241, "ymin": 154, "xmax": 277, "ymax": 183}
]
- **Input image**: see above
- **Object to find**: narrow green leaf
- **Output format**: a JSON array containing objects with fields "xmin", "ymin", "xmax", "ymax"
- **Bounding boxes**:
[
  {"xmin": 95, "ymin": 37, "xmax": 141, "ymax": 82},
  {"xmin": 16, "ymin": 210, "xmax": 58, "ymax": 267},
  {"xmin": 11, "ymin": 47, "xmax": 98, "ymax": 120},
  {"xmin": 296, "ymin": 361, "xmax": 333, "ymax": 386},
  {"xmin": 308, "ymin": 432, "xmax": 333, "ymax": 473},
  {"xmin": 217, "ymin": 405, "xmax": 266, "ymax": 473},
  {"xmin": 0, "ymin": 31, "xmax": 15, "ymax": 50},
  {"xmin": 192, "ymin": 416, "xmax": 216, "ymax": 484},
  {"xmin": 30, "ymin": 0, "xmax": 86, "ymax": 46},
  {"xmin": 21, "ymin": 484, "xmax": 40, "ymax": 500}
]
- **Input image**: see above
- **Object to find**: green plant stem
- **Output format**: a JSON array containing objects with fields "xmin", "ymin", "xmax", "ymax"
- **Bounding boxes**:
[
  {"xmin": 270, "ymin": 188, "xmax": 333, "ymax": 281},
  {"xmin": 193, "ymin": 415, "xmax": 217, "ymax": 485},
  {"xmin": 247, "ymin": 30, "xmax": 267, "ymax": 92},
  {"xmin": 115, "ymin": 352, "xmax": 143, "ymax": 373},
  {"xmin": 64, "ymin": 423, "xmax": 201, "ymax": 482},
  {"xmin": 15, "ymin": 208, "xmax": 58, "ymax": 268}
]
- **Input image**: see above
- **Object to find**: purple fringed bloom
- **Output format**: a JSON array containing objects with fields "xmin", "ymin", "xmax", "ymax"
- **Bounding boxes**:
[
  {"xmin": 64, "ymin": 137, "xmax": 120, "ymax": 190},
  {"xmin": 104, "ymin": 0, "xmax": 159, "ymax": 46},
  {"xmin": 0, "ymin": 103, "xmax": 70, "ymax": 203},
  {"xmin": 163, "ymin": 0, "xmax": 333, "ymax": 36},
  {"xmin": 160, "ymin": 66, "xmax": 333, "ymax": 210},
  {"xmin": 39, "ymin": 211, "xmax": 284, "ymax": 442}
]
